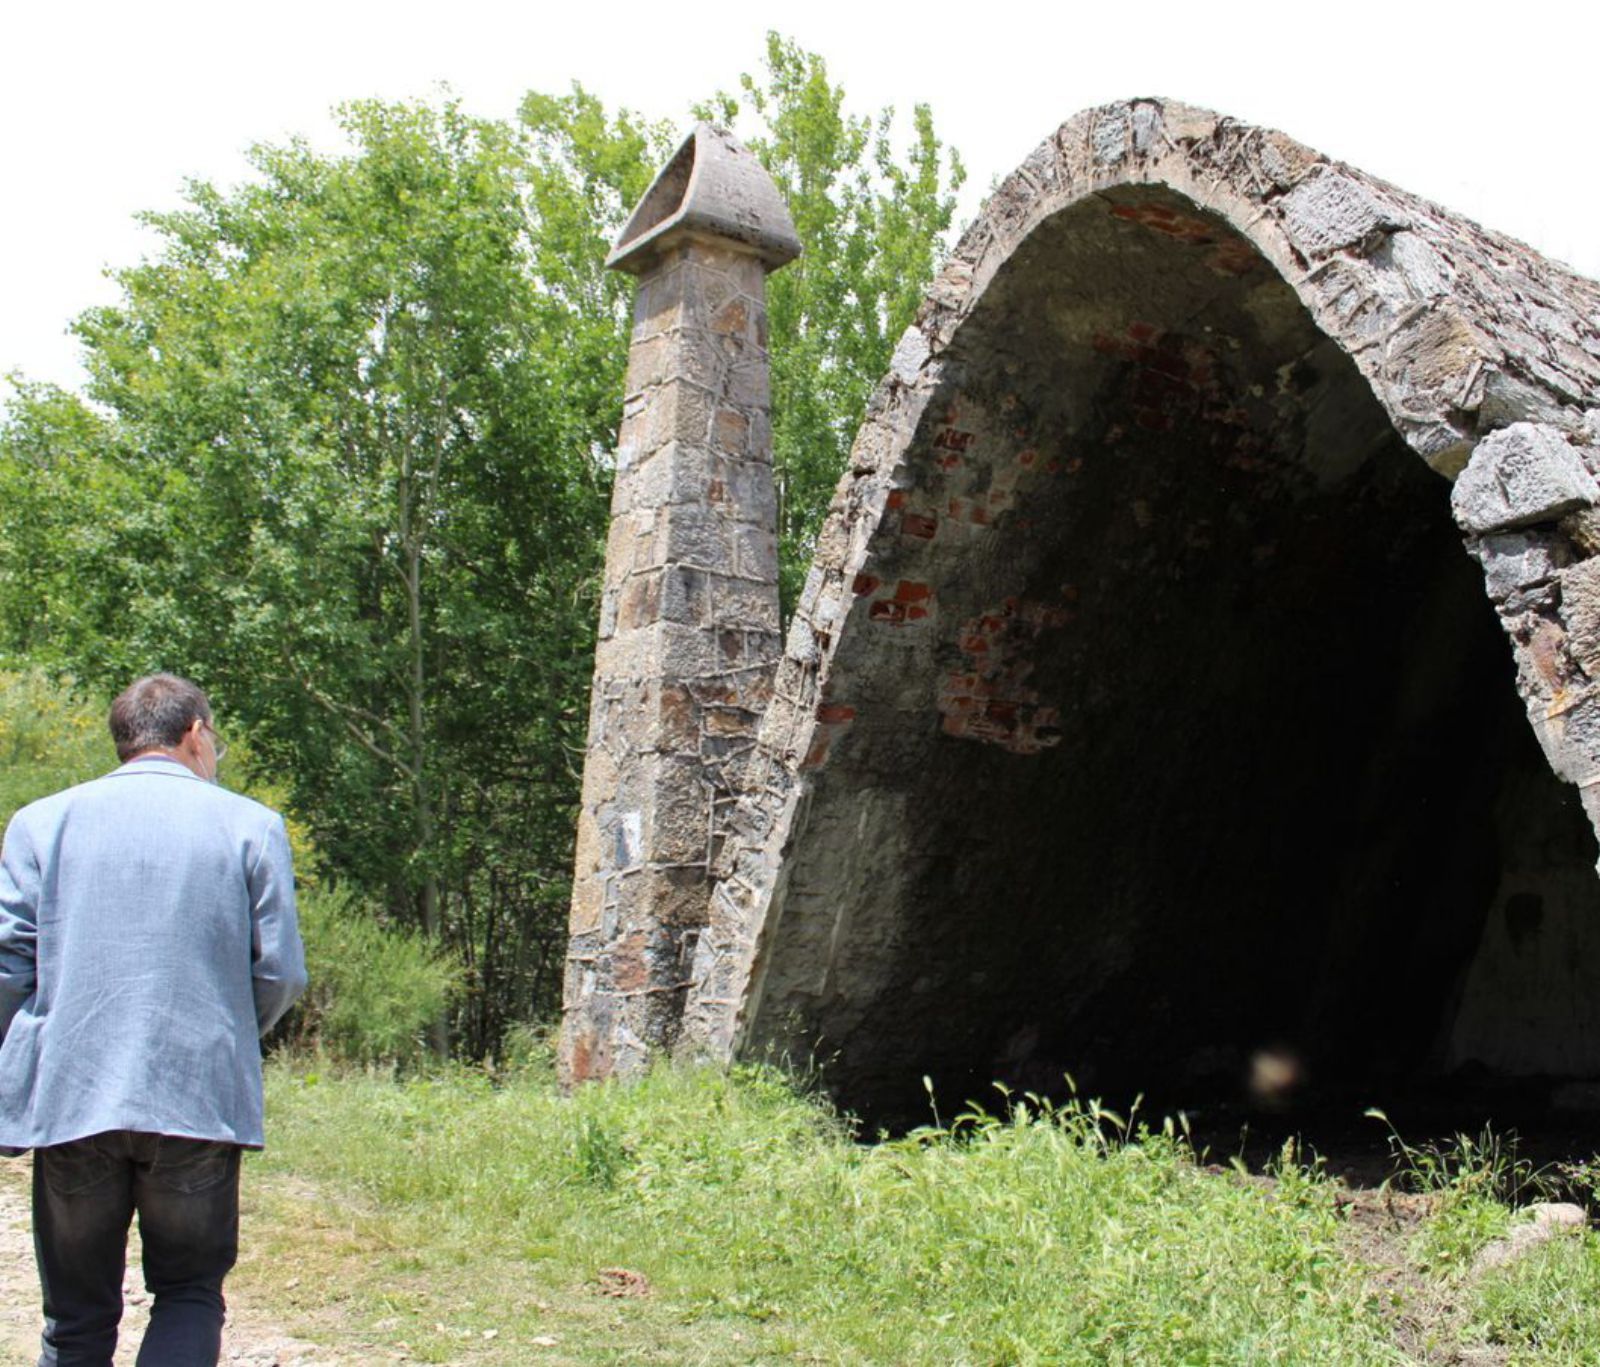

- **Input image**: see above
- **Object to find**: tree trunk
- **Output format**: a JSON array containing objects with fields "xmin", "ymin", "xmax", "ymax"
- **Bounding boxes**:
[{"xmin": 399, "ymin": 441, "xmax": 449, "ymax": 1059}]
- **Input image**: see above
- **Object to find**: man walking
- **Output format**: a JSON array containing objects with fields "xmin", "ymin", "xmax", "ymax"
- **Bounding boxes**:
[{"xmin": 0, "ymin": 673, "xmax": 308, "ymax": 1366}]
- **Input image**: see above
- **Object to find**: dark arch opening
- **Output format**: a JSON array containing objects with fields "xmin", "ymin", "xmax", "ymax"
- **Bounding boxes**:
[{"xmin": 746, "ymin": 186, "xmax": 1600, "ymax": 1161}]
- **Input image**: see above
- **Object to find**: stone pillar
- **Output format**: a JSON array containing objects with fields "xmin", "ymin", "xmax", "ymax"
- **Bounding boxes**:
[{"xmin": 559, "ymin": 126, "xmax": 800, "ymax": 1083}]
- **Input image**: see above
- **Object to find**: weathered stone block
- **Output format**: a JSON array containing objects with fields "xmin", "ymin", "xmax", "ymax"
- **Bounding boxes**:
[
  {"xmin": 730, "ymin": 522, "xmax": 778, "ymax": 583},
  {"xmin": 1281, "ymin": 170, "xmax": 1408, "ymax": 257},
  {"xmin": 658, "ymin": 504, "xmax": 738, "ymax": 569},
  {"xmin": 891, "ymin": 327, "xmax": 931, "ymax": 384},
  {"xmin": 567, "ymin": 816, "xmax": 604, "ymax": 931},
  {"xmin": 614, "ymin": 571, "xmax": 662, "ymax": 633},
  {"xmin": 690, "ymin": 259, "xmax": 742, "ymax": 316},
  {"xmin": 633, "ymin": 262, "xmax": 685, "ymax": 336},
  {"xmin": 713, "ymin": 407, "xmax": 751, "ymax": 454},
  {"xmin": 1559, "ymin": 557, "xmax": 1600, "ymax": 675},
  {"xmin": 710, "ymin": 295, "xmax": 750, "ymax": 339},
  {"xmin": 624, "ymin": 334, "xmax": 670, "ymax": 392},
  {"xmin": 598, "ymin": 808, "xmax": 644, "ymax": 873},
  {"xmin": 596, "ymin": 586, "xmax": 618, "ymax": 641},
  {"xmin": 1478, "ymin": 369, "xmax": 1572, "ymax": 431},
  {"xmin": 650, "ymin": 683, "xmax": 699, "ymax": 754},
  {"xmin": 578, "ymin": 744, "xmax": 620, "ymax": 806},
  {"xmin": 1160, "ymin": 102, "xmax": 1218, "ymax": 145},
  {"xmin": 1383, "ymin": 306, "xmax": 1482, "ymax": 409},
  {"xmin": 726, "ymin": 356, "xmax": 772, "ymax": 410},
  {"xmin": 1303, "ymin": 257, "xmax": 1392, "ymax": 349},
  {"xmin": 1091, "ymin": 105, "xmax": 1129, "ymax": 166},
  {"xmin": 645, "ymin": 867, "xmax": 718, "ymax": 930},
  {"xmin": 658, "ymin": 565, "xmax": 709, "ymax": 627},
  {"xmin": 709, "ymin": 574, "xmax": 780, "ymax": 633},
  {"xmin": 1563, "ymin": 508, "xmax": 1600, "ymax": 557},
  {"xmin": 657, "ymin": 621, "xmax": 726, "ymax": 677},
  {"xmin": 677, "ymin": 464, "xmax": 777, "ymax": 549},
  {"xmin": 1470, "ymin": 531, "xmax": 1571, "ymax": 602},
  {"xmin": 1254, "ymin": 131, "xmax": 1313, "ymax": 189},
  {"xmin": 650, "ymin": 759, "xmax": 711, "ymax": 864},
  {"xmin": 1376, "ymin": 231, "xmax": 1455, "ymax": 300},
  {"xmin": 747, "ymin": 407, "xmax": 773, "ymax": 459},
  {"xmin": 1452, "ymin": 423, "xmax": 1599, "ymax": 534},
  {"xmin": 1537, "ymin": 688, "xmax": 1600, "ymax": 784},
  {"xmin": 639, "ymin": 379, "xmax": 715, "ymax": 452}
]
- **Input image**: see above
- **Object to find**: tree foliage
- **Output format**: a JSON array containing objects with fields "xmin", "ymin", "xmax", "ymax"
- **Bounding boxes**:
[
  {"xmin": 700, "ymin": 34, "xmax": 965, "ymax": 604},
  {"xmin": 1, "ymin": 94, "xmax": 662, "ymax": 1054},
  {"xmin": 0, "ymin": 44, "xmax": 960, "ymax": 1054}
]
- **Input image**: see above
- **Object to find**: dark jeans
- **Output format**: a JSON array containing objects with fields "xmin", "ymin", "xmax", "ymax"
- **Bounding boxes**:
[{"xmin": 31, "ymin": 1131, "xmax": 240, "ymax": 1367}]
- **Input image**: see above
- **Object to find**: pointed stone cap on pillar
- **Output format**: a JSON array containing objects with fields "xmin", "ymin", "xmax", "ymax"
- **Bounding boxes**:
[{"xmin": 607, "ymin": 123, "xmax": 802, "ymax": 275}]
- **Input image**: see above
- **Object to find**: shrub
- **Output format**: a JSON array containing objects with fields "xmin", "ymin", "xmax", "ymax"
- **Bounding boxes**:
[
  {"xmin": 287, "ymin": 887, "xmax": 457, "ymax": 1067},
  {"xmin": 0, "ymin": 668, "xmax": 111, "ymax": 824}
]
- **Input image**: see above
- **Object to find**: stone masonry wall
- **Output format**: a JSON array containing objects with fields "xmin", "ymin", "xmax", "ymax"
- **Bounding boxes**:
[
  {"xmin": 560, "ymin": 237, "xmax": 781, "ymax": 1081},
  {"xmin": 680, "ymin": 99, "xmax": 1600, "ymax": 1074}
]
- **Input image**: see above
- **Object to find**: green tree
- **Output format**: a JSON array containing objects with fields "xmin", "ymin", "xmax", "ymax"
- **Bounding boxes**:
[
  {"xmin": 0, "ymin": 45, "xmax": 961, "ymax": 1053},
  {"xmin": 1, "ymin": 93, "xmax": 665, "ymax": 1054},
  {"xmin": 700, "ymin": 34, "xmax": 965, "ymax": 605}
]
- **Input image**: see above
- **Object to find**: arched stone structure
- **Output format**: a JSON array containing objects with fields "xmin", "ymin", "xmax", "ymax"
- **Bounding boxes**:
[{"xmin": 565, "ymin": 100, "xmax": 1600, "ymax": 1119}]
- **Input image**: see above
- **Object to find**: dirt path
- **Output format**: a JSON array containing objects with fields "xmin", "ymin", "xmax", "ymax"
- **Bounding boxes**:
[{"xmin": 0, "ymin": 1161, "xmax": 340, "ymax": 1366}]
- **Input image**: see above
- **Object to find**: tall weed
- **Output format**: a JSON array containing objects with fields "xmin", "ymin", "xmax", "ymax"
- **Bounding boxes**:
[
  {"xmin": 286, "ymin": 888, "xmax": 457, "ymax": 1067},
  {"xmin": 1369, "ymin": 1109, "xmax": 1548, "ymax": 1275}
]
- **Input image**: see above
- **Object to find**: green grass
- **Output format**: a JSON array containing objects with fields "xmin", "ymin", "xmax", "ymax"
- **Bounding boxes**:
[
  {"xmin": 248, "ymin": 1060, "xmax": 1412, "ymax": 1365},
  {"xmin": 239, "ymin": 1060, "xmax": 1600, "ymax": 1365},
  {"xmin": 1471, "ymin": 1235, "xmax": 1600, "ymax": 1362}
]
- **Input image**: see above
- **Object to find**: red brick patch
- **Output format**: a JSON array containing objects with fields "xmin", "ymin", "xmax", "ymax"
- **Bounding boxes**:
[
  {"xmin": 1110, "ymin": 200, "xmax": 1217, "ymax": 245},
  {"xmin": 937, "ymin": 593, "xmax": 1076, "ymax": 754},
  {"xmin": 933, "ymin": 426, "xmax": 976, "ymax": 452},
  {"xmin": 801, "ymin": 699, "xmax": 858, "ymax": 769},
  {"xmin": 867, "ymin": 580, "xmax": 935, "ymax": 627},
  {"xmin": 801, "ymin": 731, "xmax": 833, "ymax": 769}
]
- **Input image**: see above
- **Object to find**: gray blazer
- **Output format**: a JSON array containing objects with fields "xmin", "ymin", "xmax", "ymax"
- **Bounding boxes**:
[{"xmin": 0, "ymin": 755, "xmax": 307, "ymax": 1150}]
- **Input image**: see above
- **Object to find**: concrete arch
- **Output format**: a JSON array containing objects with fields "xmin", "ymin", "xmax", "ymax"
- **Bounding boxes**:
[{"xmin": 677, "ymin": 101, "xmax": 1600, "ymax": 1117}]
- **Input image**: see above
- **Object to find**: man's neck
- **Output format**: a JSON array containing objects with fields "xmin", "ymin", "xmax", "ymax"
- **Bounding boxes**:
[{"xmin": 126, "ymin": 748, "xmax": 206, "ymax": 778}]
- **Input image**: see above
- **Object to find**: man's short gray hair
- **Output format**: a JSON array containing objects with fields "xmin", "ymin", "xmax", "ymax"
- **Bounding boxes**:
[{"xmin": 108, "ymin": 674, "xmax": 213, "ymax": 762}]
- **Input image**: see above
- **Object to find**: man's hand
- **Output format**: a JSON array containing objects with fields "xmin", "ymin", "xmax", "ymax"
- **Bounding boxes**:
[{"xmin": 249, "ymin": 817, "xmax": 308, "ymax": 1036}]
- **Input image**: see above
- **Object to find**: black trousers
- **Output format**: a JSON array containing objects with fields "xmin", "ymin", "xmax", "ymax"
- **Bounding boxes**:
[{"xmin": 31, "ymin": 1131, "xmax": 240, "ymax": 1367}]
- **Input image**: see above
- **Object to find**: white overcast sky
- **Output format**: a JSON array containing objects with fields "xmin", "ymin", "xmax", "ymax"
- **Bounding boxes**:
[{"xmin": 5, "ymin": 0, "xmax": 1596, "ymax": 396}]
